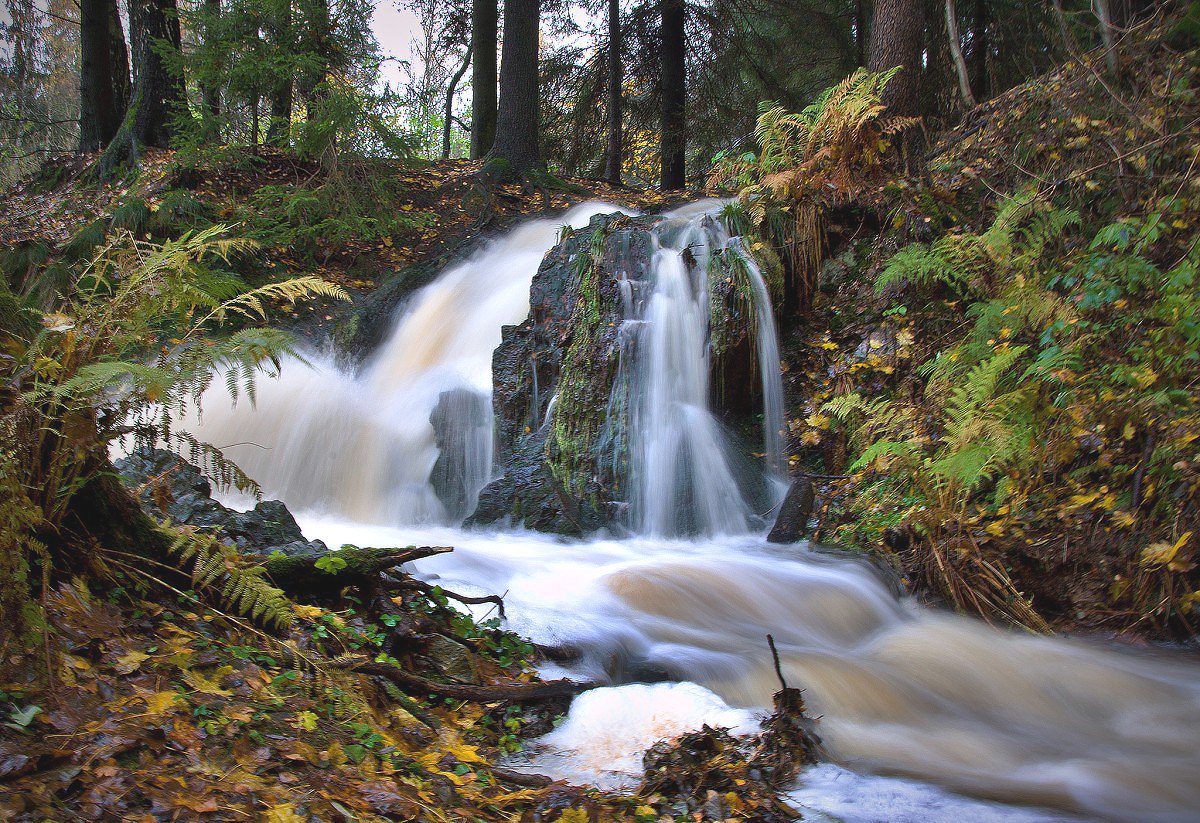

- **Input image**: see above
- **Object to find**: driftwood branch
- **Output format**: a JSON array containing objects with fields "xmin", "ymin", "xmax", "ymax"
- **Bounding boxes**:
[
  {"xmin": 396, "ymin": 578, "xmax": 507, "ymax": 619},
  {"xmin": 345, "ymin": 659, "xmax": 596, "ymax": 702}
]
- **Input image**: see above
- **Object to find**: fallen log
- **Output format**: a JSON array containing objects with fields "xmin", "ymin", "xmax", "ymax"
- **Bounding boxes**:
[
  {"xmin": 345, "ymin": 659, "xmax": 596, "ymax": 702},
  {"xmin": 489, "ymin": 766, "xmax": 555, "ymax": 788},
  {"xmin": 264, "ymin": 545, "xmax": 453, "ymax": 590}
]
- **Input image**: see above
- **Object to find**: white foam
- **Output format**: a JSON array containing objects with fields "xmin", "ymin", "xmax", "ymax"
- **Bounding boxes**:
[{"xmin": 518, "ymin": 681, "xmax": 760, "ymax": 789}]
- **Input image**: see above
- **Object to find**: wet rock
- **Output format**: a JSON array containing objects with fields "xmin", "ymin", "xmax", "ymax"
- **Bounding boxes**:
[
  {"xmin": 429, "ymin": 388, "xmax": 493, "ymax": 522},
  {"xmin": 425, "ymin": 634, "xmax": 480, "ymax": 684},
  {"xmin": 115, "ymin": 448, "xmax": 326, "ymax": 556},
  {"xmin": 767, "ymin": 476, "xmax": 815, "ymax": 543},
  {"xmin": 469, "ymin": 212, "xmax": 662, "ymax": 534}
]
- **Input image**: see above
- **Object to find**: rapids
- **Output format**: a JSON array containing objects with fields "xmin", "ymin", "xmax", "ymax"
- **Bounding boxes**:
[{"xmin": 186, "ymin": 202, "xmax": 1200, "ymax": 822}]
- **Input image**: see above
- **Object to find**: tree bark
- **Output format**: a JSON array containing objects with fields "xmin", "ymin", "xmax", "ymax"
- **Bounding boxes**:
[
  {"xmin": 201, "ymin": 0, "xmax": 221, "ymax": 133},
  {"xmin": 92, "ymin": 0, "xmax": 186, "ymax": 177},
  {"xmin": 128, "ymin": 0, "xmax": 187, "ymax": 149},
  {"xmin": 264, "ymin": 0, "xmax": 292, "ymax": 145},
  {"xmin": 659, "ymin": 0, "xmax": 685, "ymax": 191},
  {"xmin": 604, "ymin": 0, "xmax": 623, "ymax": 184},
  {"xmin": 867, "ymin": 0, "xmax": 925, "ymax": 119},
  {"xmin": 969, "ymin": 0, "xmax": 988, "ymax": 101},
  {"xmin": 855, "ymin": 0, "xmax": 869, "ymax": 67},
  {"xmin": 485, "ymin": 0, "xmax": 543, "ymax": 176},
  {"xmin": 945, "ymin": 0, "xmax": 976, "ymax": 108},
  {"xmin": 470, "ymin": 0, "xmax": 498, "ymax": 159},
  {"xmin": 442, "ymin": 49, "xmax": 471, "ymax": 159},
  {"xmin": 79, "ymin": 0, "xmax": 130, "ymax": 152},
  {"xmin": 1095, "ymin": 0, "xmax": 1119, "ymax": 76},
  {"xmin": 350, "ymin": 660, "xmax": 595, "ymax": 702},
  {"xmin": 267, "ymin": 79, "xmax": 293, "ymax": 145}
]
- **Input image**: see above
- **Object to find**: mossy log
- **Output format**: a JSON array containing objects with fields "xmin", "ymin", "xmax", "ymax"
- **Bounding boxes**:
[{"xmin": 263, "ymin": 545, "xmax": 452, "ymax": 591}]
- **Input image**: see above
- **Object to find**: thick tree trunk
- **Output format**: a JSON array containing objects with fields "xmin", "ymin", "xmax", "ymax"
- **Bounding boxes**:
[
  {"xmin": 485, "ymin": 0, "xmax": 542, "ymax": 176},
  {"xmin": 129, "ymin": 0, "xmax": 187, "ymax": 149},
  {"xmin": 969, "ymin": 0, "xmax": 988, "ymax": 101},
  {"xmin": 267, "ymin": 80, "xmax": 293, "ymax": 145},
  {"xmin": 442, "ymin": 49, "xmax": 471, "ymax": 159},
  {"xmin": 265, "ymin": 1, "xmax": 292, "ymax": 145},
  {"xmin": 92, "ymin": 0, "xmax": 186, "ymax": 177},
  {"xmin": 855, "ymin": 0, "xmax": 868, "ymax": 66},
  {"xmin": 867, "ymin": 0, "xmax": 925, "ymax": 119},
  {"xmin": 945, "ymin": 0, "xmax": 976, "ymax": 108},
  {"xmin": 604, "ymin": 0, "xmax": 623, "ymax": 184},
  {"xmin": 659, "ymin": 0, "xmax": 685, "ymax": 191},
  {"xmin": 79, "ymin": 0, "xmax": 130, "ymax": 152},
  {"xmin": 470, "ymin": 0, "xmax": 498, "ymax": 159}
]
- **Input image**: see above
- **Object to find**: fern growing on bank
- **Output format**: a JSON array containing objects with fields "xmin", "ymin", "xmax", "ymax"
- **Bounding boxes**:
[
  {"xmin": 826, "ymin": 186, "xmax": 1200, "ymax": 633},
  {"xmin": 170, "ymin": 529, "xmax": 295, "ymax": 631},
  {"xmin": 0, "ymin": 226, "xmax": 347, "ymax": 644},
  {"xmin": 709, "ymin": 67, "xmax": 915, "ymax": 313}
]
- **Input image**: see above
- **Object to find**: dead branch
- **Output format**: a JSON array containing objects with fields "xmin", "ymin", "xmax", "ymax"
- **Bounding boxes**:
[{"xmin": 345, "ymin": 659, "xmax": 596, "ymax": 702}]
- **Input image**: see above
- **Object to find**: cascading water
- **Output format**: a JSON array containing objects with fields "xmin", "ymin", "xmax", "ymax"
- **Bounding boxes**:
[
  {"xmin": 185, "ymin": 201, "xmax": 630, "ymax": 524},
  {"xmin": 623, "ymin": 204, "xmax": 786, "ymax": 535},
  {"xmin": 182, "ymin": 202, "xmax": 1200, "ymax": 822}
]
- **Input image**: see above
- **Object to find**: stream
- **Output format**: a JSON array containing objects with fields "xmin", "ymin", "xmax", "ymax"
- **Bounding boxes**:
[{"xmin": 187, "ymin": 202, "xmax": 1200, "ymax": 822}]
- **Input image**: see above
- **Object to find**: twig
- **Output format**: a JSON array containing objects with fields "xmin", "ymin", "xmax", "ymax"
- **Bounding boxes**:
[
  {"xmin": 398, "ymin": 578, "xmax": 507, "ymax": 620},
  {"xmin": 766, "ymin": 634, "xmax": 789, "ymax": 692}
]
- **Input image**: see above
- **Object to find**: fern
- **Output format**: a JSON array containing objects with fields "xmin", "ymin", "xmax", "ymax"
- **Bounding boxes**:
[
  {"xmin": 169, "ymin": 529, "xmax": 294, "ymax": 631},
  {"xmin": 111, "ymin": 197, "xmax": 152, "ymax": 234}
]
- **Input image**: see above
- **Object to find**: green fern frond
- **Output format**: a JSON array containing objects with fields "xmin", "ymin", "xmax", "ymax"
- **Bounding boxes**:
[{"xmin": 168, "ymin": 529, "xmax": 294, "ymax": 631}]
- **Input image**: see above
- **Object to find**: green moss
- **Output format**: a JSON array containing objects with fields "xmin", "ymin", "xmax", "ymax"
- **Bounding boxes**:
[{"xmin": 547, "ymin": 224, "xmax": 616, "ymax": 496}]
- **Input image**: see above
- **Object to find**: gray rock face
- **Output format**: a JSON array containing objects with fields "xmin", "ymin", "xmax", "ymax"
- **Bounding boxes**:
[
  {"xmin": 767, "ymin": 476, "xmax": 815, "ymax": 544},
  {"xmin": 468, "ymin": 212, "xmax": 662, "ymax": 534},
  {"xmin": 115, "ymin": 448, "xmax": 326, "ymax": 557}
]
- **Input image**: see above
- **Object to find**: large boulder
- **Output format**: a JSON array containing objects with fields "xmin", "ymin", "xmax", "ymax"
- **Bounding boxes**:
[
  {"xmin": 469, "ymin": 212, "xmax": 662, "ymax": 534},
  {"xmin": 115, "ymin": 448, "xmax": 326, "ymax": 557}
]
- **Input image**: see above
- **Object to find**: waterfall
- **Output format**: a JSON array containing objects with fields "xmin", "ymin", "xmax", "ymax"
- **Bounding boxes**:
[
  {"xmin": 187, "ymin": 200, "xmax": 785, "ymax": 534},
  {"xmin": 177, "ymin": 201, "xmax": 1200, "ymax": 821},
  {"xmin": 184, "ymin": 201, "xmax": 631, "ymax": 524},
  {"xmin": 625, "ymin": 204, "xmax": 786, "ymax": 536}
]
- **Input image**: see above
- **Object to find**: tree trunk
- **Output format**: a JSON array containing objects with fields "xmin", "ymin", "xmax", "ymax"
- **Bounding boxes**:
[
  {"xmin": 1050, "ymin": 0, "xmax": 1076, "ymax": 54},
  {"xmin": 1095, "ymin": 0, "xmax": 1119, "ymax": 76},
  {"xmin": 265, "ymin": 0, "xmax": 292, "ymax": 145},
  {"xmin": 201, "ymin": 0, "xmax": 221, "ymax": 134},
  {"xmin": 867, "ymin": 0, "xmax": 925, "ymax": 119},
  {"xmin": 79, "ymin": 0, "xmax": 130, "ymax": 151},
  {"xmin": 969, "ymin": 0, "xmax": 988, "ymax": 101},
  {"xmin": 92, "ymin": 0, "xmax": 187, "ymax": 177},
  {"xmin": 604, "ymin": 0, "xmax": 623, "ymax": 184},
  {"xmin": 485, "ymin": 0, "xmax": 542, "ymax": 176},
  {"xmin": 267, "ymin": 79, "xmax": 293, "ymax": 145},
  {"xmin": 659, "ymin": 0, "xmax": 685, "ymax": 191},
  {"xmin": 129, "ymin": 0, "xmax": 187, "ymax": 149},
  {"xmin": 855, "ymin": 0, "xmax": 868, "ymax": 66},
  {"xmin": 470, "ymin": 0, "xmax": 498, "ymax": 159},
  {"xmin": 945, "ymin": 0, "xmax": 976, "ymax": 108},
  {"xmin": 442, "ymin": 49, "xmax": 471, "ymax": 159}
]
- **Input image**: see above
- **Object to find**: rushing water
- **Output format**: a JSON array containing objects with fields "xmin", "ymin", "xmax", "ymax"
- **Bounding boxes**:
[
  {"xmin": 625, "ymin": 203, "xmax": 786, "ymax": 535},
  {"xmin": 188, "ymin": 202, "xmax": 1200, "ymax": 822}
]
